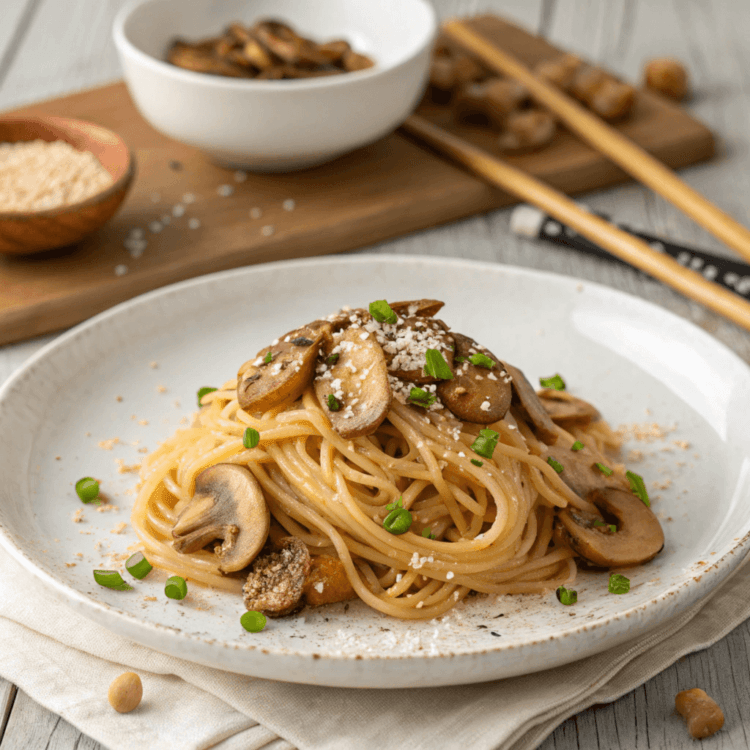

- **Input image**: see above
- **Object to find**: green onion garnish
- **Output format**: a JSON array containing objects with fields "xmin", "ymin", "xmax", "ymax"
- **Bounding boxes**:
[
  {"xmin": 422, "ymin": 527, "xmax": 436, "ymax": 539},
  {"xmin": 454, "ymin": 356, "xmax": 467, "ymax": 363},
  {"xmin": 75, "ymin": 477, "xmax": 100, "ymax": 504},
  {"xmin": 547, "ymin": 457, "xmax": 564, "ymax": 473},
  {"xmin": 571, "ymin": 441, "xmax": 584, "ymax": 451},
  {"xmin": 243, "ymin": 427, "xmax": 260, "ymax": 449},
  {"xmin": 386, "ymin": 497, "xmax": 403, "ymax": 511},
  {"xmin": 93, "ymin": 570, "xmax": 133, "ymax": 591},
  {"xmin": 539, "ymin": 374, "xmax": 566, "ymax": 391},
  {"xmin": 369, "ymin": 300, "xmax": 397, "ymax": 325},
  {"xmin": 469, "ymin": 352, "xmax": 494, "ymax": 369},
  {"xmin": 327, "ymin": 394, "xmax": 341, "ymax": 411},
  {"xmin": 263, "ymin": 351, "xmax": 273, "ymax": 364},
  {"xmin": 165, "ymin": 575, "xmax": 187, "ymax": 600},
  {"xmin": 423, "ymin": 349, "xmax": 454, "ymax": 380},
  {"xmin": 608, "ymin": 574, "xmax": 630, "ymax": 595},
  {"xmin": 326, "ymin": 353, "xmax": 339, "ymax": 366},
  {"xmin": 241, "ymin": 610, "xmax": 267, "ymax": 633},
  {"xmin": 626, "ymin": 470, "xmax": 650, "ymax": 507},
  {"xmin": 383, "ymin": 507, "xmax": 412, "ymax": 535},
  {"xmin": 556, "ymin": 585, "xmax": 577, "ymax": 605},
  {"xmin": 593, "ymin": 520, "xmax": 617, "ymax": 533},
  {"xmin": 125, "ymin": 552, "xmax": 152, "ymax": 580},
  {"xmin": 471, "ymin": 458, "xmax": 484, "ymax": 467},
  {"xmin": 471, "ymin": 428, "xmax": 499, "ymax": 459},
  {"xmin": 595, "ymin": 462, "xmax": 613, "ymax": 476},
  {"xmin": 197, "ymin": 386, "xmax": 217, "ymax": 406},
  {"xmin": 408, "ymin": 387, "xmax": 437, "ymax": 408}
]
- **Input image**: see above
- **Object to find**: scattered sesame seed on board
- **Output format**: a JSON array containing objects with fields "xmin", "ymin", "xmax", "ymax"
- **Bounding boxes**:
[
  {"xmin": 188, "ymin": 218, "xmax": 201, "ymax": 229},
  {"xmin": 250, "ymin": 207, "xmax": 262, "ymax": 219},
  {"xmin": 182, "ymin": 192, "xmax": 196, "ymax": 204},
  {"xmin": 217, "ymin": 184, "xmax": 234, "ymax": 197},
  {"xmin": 261, "ymin": 225, "xmax": 275, "ymax": 236},
  {"xmin": 283, "ymin": 199, "xmax": 296, "ymax": 211},
  {"xmin": 234, "ymin": 170, "xmax": 248, "ymax": 183},
  {"xmin": 149, "ymin": 221, "xmax": 162, "ymax": 233},
  {"xmin": 114, "ymin": 264, "xmax": 128, "ymax": 276},
  {"xmin": 160, "ymin": 214, "xmax": 171, "ymax": 225},
  {"xmin": 172, "ymin": 204, "xmax": 185, "ymax": 217}
]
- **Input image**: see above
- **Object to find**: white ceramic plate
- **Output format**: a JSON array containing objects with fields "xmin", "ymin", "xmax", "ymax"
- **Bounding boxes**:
[{"xmin": 2, "ymin": 255, "xmax": 750, "ymax": 689}]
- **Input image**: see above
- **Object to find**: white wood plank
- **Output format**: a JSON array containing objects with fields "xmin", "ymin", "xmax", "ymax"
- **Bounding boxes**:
[{"xmin": 0, "ymin": 0, "xmax": 37, "ymax": 87}]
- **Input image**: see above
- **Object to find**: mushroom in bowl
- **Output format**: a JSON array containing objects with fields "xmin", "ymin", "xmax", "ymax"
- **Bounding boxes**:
[{"xmin": 113, "ymin": 0, "xmax": 437, "ymax": 171}]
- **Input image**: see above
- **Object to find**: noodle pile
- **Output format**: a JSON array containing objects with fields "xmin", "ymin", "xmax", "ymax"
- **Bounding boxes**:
[{"xmin": 132, "ymin": 380, "xmax": 622, "ymax": 620}]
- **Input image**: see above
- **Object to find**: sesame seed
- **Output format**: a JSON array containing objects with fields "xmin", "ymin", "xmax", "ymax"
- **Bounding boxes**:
[
  {"xmin": 234, "ymin": 170, "xmax": 248, "ymax": 183},
  {"xmin": 182, "ymin": 193, "xmax": 196, "ymax": 204},
  {"xmin": 114, "ymin": 264, "xmax": 128, "ymax": 276},
  {"xmin": 261, "ymin": 225, "xmax": 275, "ymax": 237},
  {"xmin": 172, "ymin": 204, "xmax": 185, "ymax": 217},
  {"xmin": 188, "ymin": 218, "xmax": 201, "ymax": 229},
  {"xmin": 250, "ymin": 207, "xmax": 263, "ymax": 219},
  {"xmin": 148, "ymin": 221, "xmax": 163, "ymax": 233},
  {"xmin": 217, "ymin": 184, "xmax": 234, "ymax": 197},
  {"xmin": 283, "ymin": 199, "xmax": 296, "ymax": 211},
  {"xmin": 128, "ymin": 228, "xmax": 144, "ymax": 239}
]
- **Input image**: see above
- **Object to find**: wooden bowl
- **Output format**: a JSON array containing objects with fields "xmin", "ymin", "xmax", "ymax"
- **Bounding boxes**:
[{"xmin": 0, "ymin": 116, "xmax": 135, "ymax": 255}]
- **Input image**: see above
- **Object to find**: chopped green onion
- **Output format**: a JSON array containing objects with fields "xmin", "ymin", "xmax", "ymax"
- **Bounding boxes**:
[
  {"xmin": 471, "ymin": 458, "xmax": 484, "ymax": 467},
  {"xmin": 263, "ymin": 351, "xmax": 273, "ymax": 364},
  {"xmin": 408, "ymin": 387, "xmax": 437, "ymax": 408},
  {"xmin": 556, "ymin": 585, "xmax": 577, "ymax": 605},
  {"xmin": 595, "ymin": 462, "xmax": 613, "ymax": 476},
  {"xmin": 75, "ymin": 477, "xmax": 100, "ymax": 504},
  {"xmin": 471, "ymin": 428, "xmax": 499, "ymax": 459},
  {"xmin": 608, "ymin": 574, "xmax": 630, "ymax": 595},
  {"xmin": 626, "ymin": 470, "xmax": 650, "ymax": 507},
  {"xmin": 539, "ymin": 374, "xmax": 566, "ymax": 391},
  {"xmin": 369, "ymin": 300, "xmax": 397, "ymax": 325},
  {"xmin": 423, "ymin": 349, "xmax": 454, "ymax": 380},
  {"xmin": 197, "ymin": 386, "xmax": 217, "ymax": 406},
  {"xmin": 125, "ymin": 552, "xmax": 152, "ymax": 580},
  {"xmin": 386, "ymin": 497, "xmax": 403, "ymax": 511},
  {"xmin": 94, "ymin": 570, "xmax": 133, "ymax": 591},
  {"xmin": 469, "ymin": 352, "xmax": 495, "ymax": 369},
  {"xmin": 593, "ymin": 520, "xmax": 617, "ymax": 533},
  {"xmin": 571, "ymin": 440, "xmax": 584, "ymax": 451},
  {"xmin": 547, "ymin": 457, "xmax": 564, "ymax": 473},
  {"xmin": 326, "ymin": 353, "xmax": 339, "ymax": 366},
  {"xmin": 383, "ymin": 507, "xmax": 412, "ymax": 535},
  {"xmin": 422, "ymin": 527, "xmax": 436, "ymax": 540},
  {"xmin": 243, "ymin": 427, "xmax": 260, "ymax": 449},
  {"xmin": 454, "ymin": 356, "xmax": 467, "ymax": 363},
  {"xmin": 326, "ymin": 394, "xmax": 341, "ymax": 412},
  {"xmin": 165, "ymin": 575, "xmax": 187, "ymax": 600},
  {"xmin": 241, "ymin": 610, "xmax": 267, "ymax": 633}
]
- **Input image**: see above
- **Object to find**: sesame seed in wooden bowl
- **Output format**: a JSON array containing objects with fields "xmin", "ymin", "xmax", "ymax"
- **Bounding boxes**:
[{"xmin": 0, "ymin": 116, "xmax": 135, "ymax": 255}]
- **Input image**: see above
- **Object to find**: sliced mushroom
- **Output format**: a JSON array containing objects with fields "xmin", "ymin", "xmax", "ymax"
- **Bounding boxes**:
[
  {"xmin": 388, "ymin": 299, "xmax": 445, "ymax": 319},
  {"xmin": 167, "ymin": 41, "xmax": 251, "ymax": 78},
  {"xmin": 385, "ymin": 316, "xmax": 454, "ymax": 384},
  {"xmin": 341, "ymin": 49, "xmax": 375, "ymax": 72},
  {"xmin": 242, "ymin": 537, "xmax": 311, "ymax": 616},
  {"xmin": 314, "ymin": 326, "xmax": 391, "ymax": 439},
  {"xmin": 555, "ymin": 487, "xmax": 664, "ymax": 567},
  {"xmin": 538, "ymin": 389, "xmax": 601, "ymax": 427},
  {"xmin": 545, "ymin": 443, "xmax": 628, "ymax": 498},
  {"xmin": 503, "ymin": 362, "xmax": 559, "ymax": 444},
  {"xmin": 302, "ymin": 555, "xmax": 356, "ymax": 606},
  {"xmin": 242, "ymin": 39, "xmax": 275, "ymax": 70},
  {"xmin": 237, "ymin": 321, "xmax": 331, "ymax": 413},
  {"xmin": 437, "ymin": 333, "xmax": 512, "ymax": 424},
  {"xmin": 317, "ymin": 40, "xmax": 351, "ymax": 65},
  {"xmin": 172, "ymin": 464, "xmax": 270, "ymax": 573}
]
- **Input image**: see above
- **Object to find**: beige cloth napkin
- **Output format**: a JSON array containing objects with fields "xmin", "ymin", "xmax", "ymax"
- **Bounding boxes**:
[{"xmin": 1, "ymin": 543, "xmax": 747, "ymax": 750}]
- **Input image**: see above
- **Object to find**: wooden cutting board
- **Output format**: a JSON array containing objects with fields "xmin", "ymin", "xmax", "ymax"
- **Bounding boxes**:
[{"xmin": 0, "ymin": 15, "xmax": 715, "ymax": 346}]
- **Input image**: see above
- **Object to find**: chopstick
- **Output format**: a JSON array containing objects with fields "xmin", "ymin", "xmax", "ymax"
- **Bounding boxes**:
[
  {"xmin": 401, "ymin": 114, "xmax": 750, "ymax": 332},
  {"xmin": 443, "ymin": 19, "xmax": 750, "ymax": 265}
]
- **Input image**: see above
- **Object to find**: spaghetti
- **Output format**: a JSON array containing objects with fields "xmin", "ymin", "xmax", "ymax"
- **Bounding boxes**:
[{"xmin": 131, "ymin": 299, "xmax": 650, "ymax": 621}]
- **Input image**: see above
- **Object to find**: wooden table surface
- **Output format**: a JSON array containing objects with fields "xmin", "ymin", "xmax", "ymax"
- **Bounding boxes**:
[{"xmin": 2, "ymin": 0, "xmax": 750, "ymax": 747}]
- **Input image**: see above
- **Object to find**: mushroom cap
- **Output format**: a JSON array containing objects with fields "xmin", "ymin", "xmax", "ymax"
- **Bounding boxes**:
[
  {"xmin": 437, "ymin": 332, "xmax": 512, "ymax": 424},
  {"xmin": 243, "ymin": 537, "xmax": 311, "ymax": 616},
  {"xmin": 503, "ymin": 361, "xmax": 559, "ymax": 444},
  {"xmin": 314, "ymin": 325, "xmax": 392, "ymax": 439},
  {"xmin": 384, "ymin": 316, "xmax": 454, "ymax": 384},
  {"xmin": 172, "ymin": 464, "xmax": 270, "ymax": 573},
  {"xmin": 389, "ymin": 299, "xmax": 445, "ymax": 318},
  {"xmin": 237, "ymin": 321, "xmax": 331, "ymax": 413},
  {"xmin": 538, "ymin": 389, "xmax": 601, "ymax": 427},
  {"xmin": 545, "ymin": 443, "xmax": 628, "ymax": 499},
  {"xmin": 556, "ymin": 487, "xmax": 665, "ymax": 568}
]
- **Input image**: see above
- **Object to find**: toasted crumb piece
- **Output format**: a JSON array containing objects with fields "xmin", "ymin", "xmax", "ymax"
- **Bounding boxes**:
[
  {"xmin": 116, "ymin": 395, "xmax": 123, "ymax": 402},
  {"xmin": 150, "ymin": 361, "xmax": 158, "ymax": 369},
  {"xmin": 143, "ymin": 596, "xmax": 158, "ymax": 602},
  {"xmin": 65, "ymin": 562, "xmax": 77, "ymax": 568},
  {"xmin": 157, "ymin": 385, "xmax": 167, "ymax": 393},
  {"xmin": 111, "ymin": 522, "xmax": 128, "ymax": 534},
  {"xmin": 98, "ymin": 438, "xmax": 120, "ymax": 450},
  {"xmin": 115, "ymin": 458, "xmax": 141, "ymax": 474},
  {"xmin": 72, "ymin": 509, "xmax": 84, "ymax": 523},
  {"xmin": 303, "ymin": 555, "xmax": 356, "ymax": 607},
  {"xmin": 675, "ymin": 688, "xmax": 724, "ymax": 739},
  {"xmin": 138, "ymin": 419, "xmax": 149, "ymax": 426}
]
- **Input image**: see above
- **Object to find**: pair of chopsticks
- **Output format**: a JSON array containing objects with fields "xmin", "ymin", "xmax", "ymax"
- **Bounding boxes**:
[{"xmin": 401, "ymin": 20, "xmax": 750, "ymax": 332}]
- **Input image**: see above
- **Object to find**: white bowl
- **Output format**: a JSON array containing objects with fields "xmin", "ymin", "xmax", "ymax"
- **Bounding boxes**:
[{"xmin": 113, "ymin": 0, "xmax": 436, "ymax": 171}]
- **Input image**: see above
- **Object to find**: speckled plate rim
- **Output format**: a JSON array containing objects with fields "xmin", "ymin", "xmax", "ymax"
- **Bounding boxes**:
[{"xmin": 1, "ymin": 253, "xmax": 750, "ymax": 688}]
